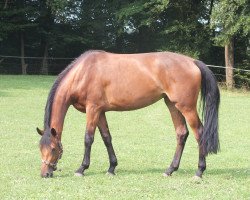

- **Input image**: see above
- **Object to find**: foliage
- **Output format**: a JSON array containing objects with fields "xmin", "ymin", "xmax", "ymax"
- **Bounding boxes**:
[
  {"xmin": 0, "ymin": 0, "xmax": 37, "ymax": 41},
  {"xmin": 159, "ymin": 0, "xmax": 206, "ymax": 55},
  {"xmin": 210, "ymin": 0, "xmax": 250, "ymax": 45},
  {"xmin": 116, "ymin": 0, "xmax": 169, "ymax": 27},
  {"xmin": 116, "ymin": 0, "xmax": 215, "ymax": 58}
]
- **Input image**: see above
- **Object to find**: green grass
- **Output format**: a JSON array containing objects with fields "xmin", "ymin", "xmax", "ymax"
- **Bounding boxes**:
[{"xmin": 0, "ymin": 75, "xmax": 249, "ymax": 200}]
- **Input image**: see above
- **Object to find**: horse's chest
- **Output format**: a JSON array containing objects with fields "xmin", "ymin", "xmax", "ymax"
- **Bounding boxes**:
[{"xmin": 73, "ymin": 103, "xmax": 86, "ymax": 113}]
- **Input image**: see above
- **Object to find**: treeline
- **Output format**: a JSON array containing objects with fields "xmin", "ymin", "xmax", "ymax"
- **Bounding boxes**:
[{"xmin": 0, "ymin": 0, "xmax": 249, "ymax": 87}]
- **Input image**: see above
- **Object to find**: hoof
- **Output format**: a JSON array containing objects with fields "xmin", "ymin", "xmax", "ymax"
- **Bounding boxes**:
[
  {"xmin": 192, "ymin": 175, "xmax": 202, "ymax": 183},
  {"xmin": 75, "ymin": 172, "xmax": 84, "ymax": 177},
  {"xmin": 163, "ymin": 173, "xmax": 171, "ymax": 177},
  {"xmin": 106, "ymin": 172, "xmax": 115, "ymax": 176}
]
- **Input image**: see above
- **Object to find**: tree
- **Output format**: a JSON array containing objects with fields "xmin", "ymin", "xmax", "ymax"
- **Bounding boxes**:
[
  {"xmin": 38, "ymin": 0, "xmax": 54, "ymax": 75},
  {"xmin": 0, "ymin": 0, "xmax": 248, "ymax": 85},
  {"xmin": 0, "ymin": 0, "xmax": 37, "ymax": 74},
  {"xmin": 211, "ymin": 0, "xmax": 250, "ymax": 88},
  {"xmin": 115, "ymin": 0, "xmax": 169, "ymax": 52},
  {"xmin": 157, "ymin": 0, "xmax": 212, "ymax": 58},
  {"xmin": 116, "ymin": 0, "xmax": 214, "ymax": 58}
]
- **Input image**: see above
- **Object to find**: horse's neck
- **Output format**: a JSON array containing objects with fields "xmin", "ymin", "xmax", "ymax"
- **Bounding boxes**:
[{"xmin": 50, "ymin": 88, "xmax": 71, "ymax": 140}]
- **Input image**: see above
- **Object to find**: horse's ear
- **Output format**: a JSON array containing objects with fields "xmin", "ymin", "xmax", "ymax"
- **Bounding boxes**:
[
  {"xmin": 51, "ymin": 128, "xmax": 57, "ymax": 137},
  {"xmin": 36, "ymin": 127, "xmax": 44, "ymax": 136}
]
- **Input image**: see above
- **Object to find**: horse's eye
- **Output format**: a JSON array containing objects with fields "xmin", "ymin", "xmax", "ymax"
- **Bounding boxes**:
[{"xmin": 51, "ymin": 148, "xmax": 56, "ymax": 153}]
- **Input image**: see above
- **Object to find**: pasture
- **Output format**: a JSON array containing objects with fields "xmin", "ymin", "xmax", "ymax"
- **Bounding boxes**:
[{"xmin": 0, "ymin": 75, "xmax": 249, "ymax": 199}]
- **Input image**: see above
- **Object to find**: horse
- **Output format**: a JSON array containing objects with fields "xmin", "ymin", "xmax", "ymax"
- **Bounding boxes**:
[{"xmin": 36, "ymin": 50, "xmax": 220, "ymax": 178}]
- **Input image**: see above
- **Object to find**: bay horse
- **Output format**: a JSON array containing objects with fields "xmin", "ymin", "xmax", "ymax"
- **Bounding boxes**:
[{"xmin": 36, "ymin": 50, "xmax": 220, "ymax": 178}]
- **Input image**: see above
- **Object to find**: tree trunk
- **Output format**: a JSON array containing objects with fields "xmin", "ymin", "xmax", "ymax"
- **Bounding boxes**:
[
  {"xmin": 4, "ymin": 0, "xmax": 9, "ymax": 9},
  {"xmin": 41, "ymin": 41, "xmax": 49, "ymax": 75},
  {"xmin": 20, "ymin": 32, "xmax": 27, "ymax": 75},
  {"xmin": 225, "ymin": 38, "xmax": 234, "ymax": 89},
  {"xmin": 207, "ymin": 0, "xmax": 214, "ymax": 25}
]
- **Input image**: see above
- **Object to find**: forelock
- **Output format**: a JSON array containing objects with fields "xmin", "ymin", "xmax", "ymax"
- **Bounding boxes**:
[{"xmin": 40, "ymin": 134, "xmax": 51, "ymax": 146}]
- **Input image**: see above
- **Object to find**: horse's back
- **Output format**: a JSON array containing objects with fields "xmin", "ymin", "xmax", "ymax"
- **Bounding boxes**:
[{"xmin": 71, "ymin": 51, "xmax": 201, "ymax": 111}]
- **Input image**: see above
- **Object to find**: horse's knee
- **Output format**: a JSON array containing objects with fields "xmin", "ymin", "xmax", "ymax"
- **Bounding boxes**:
[
  {"xmin": 176, "ymin": 126, "xmax": 189, "ymax": 145},
  {"xmin": 85, "ymin": 133, "xmax": 94, "ymax": 147}
]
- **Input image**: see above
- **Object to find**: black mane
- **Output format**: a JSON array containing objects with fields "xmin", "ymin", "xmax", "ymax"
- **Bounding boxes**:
[
  {"xmin": 43, "ymin": 63, "xmax": 74, "ymax": 129},
  {"xmin": 40, "ymin": 61, "xmax": 74, "ymax": 145}
]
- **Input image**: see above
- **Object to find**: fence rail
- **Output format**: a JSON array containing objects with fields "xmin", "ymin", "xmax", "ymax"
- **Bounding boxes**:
[
  {"xmin": 0, "ymin": 55, "xmax": 249, "ymax": 71},
  {"xmin": 207, "ymin": 65, "xmax": 250, "ymax": 72},
  {"xmin": 0, "ymin": 55, "xmax": 75, "ymax": 60},
  {"xmin": 0, "ymin": 55, "xmax": 249, "ymax": 88}
]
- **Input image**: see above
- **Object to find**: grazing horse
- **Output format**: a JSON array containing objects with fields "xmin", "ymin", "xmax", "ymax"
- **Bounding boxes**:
[{"xmin": 36, "ymin": 50, "xmax": 220, "ymax": 178}]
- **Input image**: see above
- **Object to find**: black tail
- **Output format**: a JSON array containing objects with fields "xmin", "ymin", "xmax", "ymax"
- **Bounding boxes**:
[{"xmin": 195, "ymin": 60, "xmax": 220, "ymax": 156}]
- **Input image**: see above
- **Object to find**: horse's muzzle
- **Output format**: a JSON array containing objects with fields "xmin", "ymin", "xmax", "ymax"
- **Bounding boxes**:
[{"xmin": 41, "ymin": 164, "xmax": 54, "ymax": 178}]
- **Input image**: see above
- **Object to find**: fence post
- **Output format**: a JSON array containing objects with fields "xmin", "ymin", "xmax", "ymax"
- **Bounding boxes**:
[{"xmin": 20, "ymin": 32, "xmax": 27, "ymax": 75}]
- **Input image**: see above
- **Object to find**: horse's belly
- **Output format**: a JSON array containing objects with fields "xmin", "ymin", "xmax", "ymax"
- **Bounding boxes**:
[
  {"xmin": 105, "ymin": 86, "xmax": 163, "ymax": 111},
  {"xmin": 108, "ymin": 97, "xmax": 163, "ymax": 111}
]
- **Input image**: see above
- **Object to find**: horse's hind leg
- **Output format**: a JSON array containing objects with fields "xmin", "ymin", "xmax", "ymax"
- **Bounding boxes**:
[
  {"xmin": 164, "ymin": 98, "xmax": 189, "ymax": 176},
  {"xmin": 97, "ymin": 112, "xmax": 118, "ymax": 175},
  {"xmin": 176, "ymin": 105, "xmax": 206, "ymax": 178}
]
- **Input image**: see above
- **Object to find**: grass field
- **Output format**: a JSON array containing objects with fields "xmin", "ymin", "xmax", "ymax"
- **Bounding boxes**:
[{"xmin": 0, "ymin": 75, "xmax": 249, "ymax": 200}]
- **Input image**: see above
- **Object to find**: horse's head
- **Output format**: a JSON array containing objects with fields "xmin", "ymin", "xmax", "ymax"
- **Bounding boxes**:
[{"xmin": 36, "ymin": 127, "xmax": 63, "ymax": 178}]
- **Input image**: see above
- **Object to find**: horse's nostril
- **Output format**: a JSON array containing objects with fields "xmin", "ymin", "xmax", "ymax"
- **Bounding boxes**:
[
  {"xmin": 44, "ymin": 172, "xmax": 53, "ymax": 178},
  {"xmin": 41, "ymin": 172, "xmax": 51, "ymax": 178}
]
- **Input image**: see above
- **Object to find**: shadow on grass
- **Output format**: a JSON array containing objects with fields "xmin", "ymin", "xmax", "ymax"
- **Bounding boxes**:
[
  {"xmin": 172, "ymin": 167, "xmax": 249, "ymax": 179},
  {"xmin": 0, "ymin": 91, "xmax": 11, "ymax": 97},
  {"xmin": 205, "ymin": 168, "xmax": 250, "ymax": 178},
  {"xmin": 117, "ymin": 168, "xmax": 163, "ymax": 175},
  {"xmin": 55, "ymin": 167, "xmax": 249, "ymax": 179}
]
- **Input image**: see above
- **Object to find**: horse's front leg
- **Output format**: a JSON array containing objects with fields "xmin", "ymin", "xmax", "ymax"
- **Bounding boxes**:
[{"xmin": 75, "ymin": 105, "xmax": 100, "ymax": 176}]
